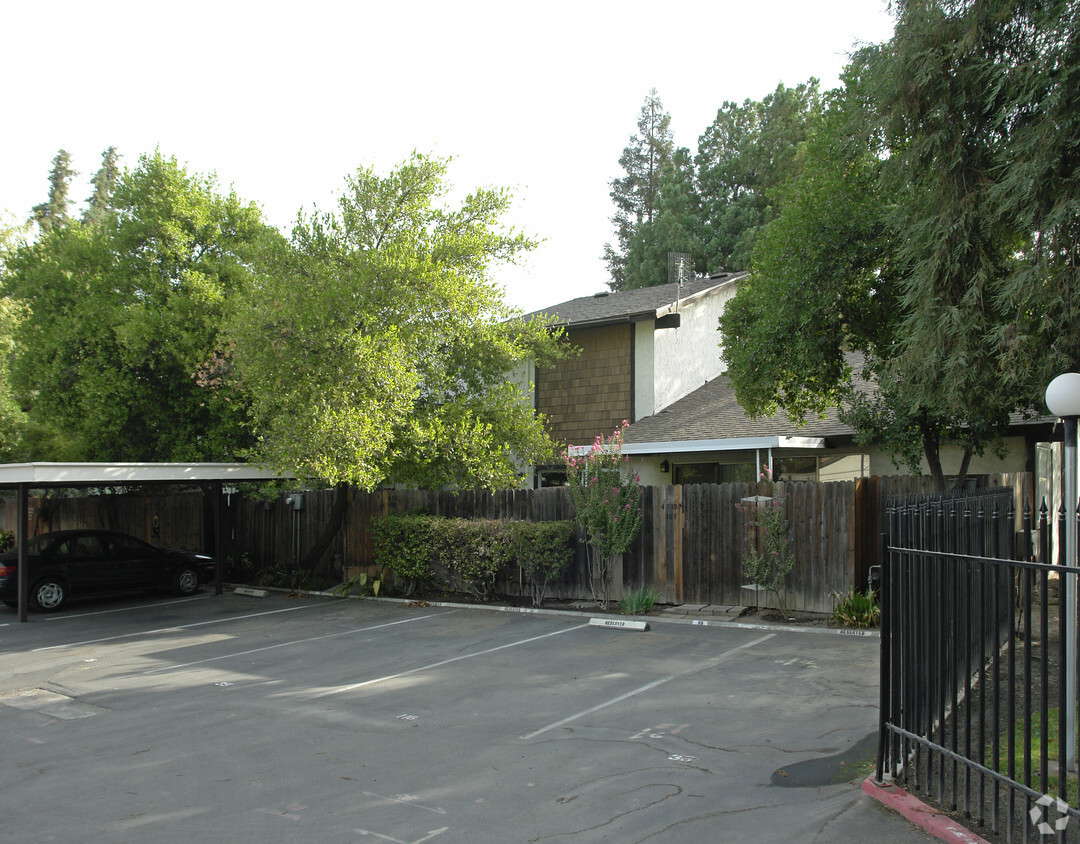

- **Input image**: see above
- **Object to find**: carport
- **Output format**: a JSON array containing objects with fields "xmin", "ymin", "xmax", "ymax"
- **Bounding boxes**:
[{"xmin": 0, "ymin": 462, "xmax": 290, "ymax": 622}]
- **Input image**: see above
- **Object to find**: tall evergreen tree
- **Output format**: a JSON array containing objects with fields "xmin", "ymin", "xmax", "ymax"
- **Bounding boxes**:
[
  {"xmin": 31, "ymin": 149, "xmax": 77, "ymax": 234},
  {"xmin": 603, "ymin": 90, "xmax": 674, "ymax": 290},
  {"xmin": 621, "ymin": 148, "xmax": 702, "ymax": 289},
  {"xmin": 83, "ymin": 146, "xmax": 120, "ymax": 226},
  {"xmin": 696, "ymin": 80, "xmax": 821, "ymax": 273}
]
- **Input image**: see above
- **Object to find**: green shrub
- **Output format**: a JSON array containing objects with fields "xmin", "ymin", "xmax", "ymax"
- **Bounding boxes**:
[
  {"xmin": 434, "ymin": 519, "xmax": 512, "ymax": 600},
  {"xmin": 830, "ymin": 587, "xmax": 880, "ymax": 628},
  {"xmin": 0, "ymin": 529, "xmax": 13, "ymax": 553},
  {"xmin": 619, "ymin": 586, "xmax": 660, "ymax": 615},
  {"xmin": 372, "ymin": 514, "xmax": 575, "ymax": 602},
  {"xmin": 509, "ymin": 520, "xmax": 575, "ymax": 606},
  {"xmin": 372, "ymin": 514, "xmax": 439, "ymax": 595}
]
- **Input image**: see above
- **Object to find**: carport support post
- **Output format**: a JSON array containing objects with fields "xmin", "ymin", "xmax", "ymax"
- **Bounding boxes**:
[
  {"xmin": 17, "ymin": 483, "xmax": 27, "ymax": 623},
  {"xmin": 211, "ymin": 481, "xmax": 224, "ymax": 596}
]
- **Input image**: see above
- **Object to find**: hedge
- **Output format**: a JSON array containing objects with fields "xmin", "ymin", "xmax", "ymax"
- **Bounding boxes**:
[{"xmin": 372, "ymin": 514, "xmax": 574, "ymax": 604}]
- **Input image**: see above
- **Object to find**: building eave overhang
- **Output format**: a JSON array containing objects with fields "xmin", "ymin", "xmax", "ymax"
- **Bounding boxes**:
[
  {"xmin": 568, "ymin": 436, "xmax": 826, "ymax": 457},
  {"xmin": 0, "ymin": 462, "xmax": 291, "ymax": 488}
]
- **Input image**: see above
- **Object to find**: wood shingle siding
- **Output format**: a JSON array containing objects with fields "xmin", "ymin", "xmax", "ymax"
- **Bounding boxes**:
[{"xmin": 535, "ymin": 323, "xmax": 633, "ymax": 448}]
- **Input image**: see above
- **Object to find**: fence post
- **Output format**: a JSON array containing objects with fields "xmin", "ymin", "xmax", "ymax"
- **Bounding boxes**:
[{"xmin": 876, "ymin": 528, "xmax": 890, "ymax": 783}]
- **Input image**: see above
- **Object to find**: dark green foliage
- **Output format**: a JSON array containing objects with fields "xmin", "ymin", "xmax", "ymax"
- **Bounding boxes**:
[
  {"xmin": 604, "ymin": 89, "xmax": 674, "ymax": 290},
  {"xmin": 696, "ymin": 80, "xmax": 822, "ymax": 274},
  {"xmin": 83, "ymin": 146, "xmax": 120, "ymax": 226},
  {"xmin": 604, "ymin": 82, "xmax": 822, "ymax": 290},
  {"xmin": 620, "ymin": 149, "xmax": 702, "ymax": 290},
  {"xmin": 32, "ymin": 149, "xmax": 76, "ymax": 234},
  {"xmin": 372, "ymin": 514, "xmax": 575, "ymax": 604}
]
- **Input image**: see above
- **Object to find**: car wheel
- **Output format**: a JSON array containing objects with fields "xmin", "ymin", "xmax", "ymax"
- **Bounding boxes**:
[
  {"xmin": 173, "ymin": 566, "xmax": 200, "ymax": 596},
  {"xmin": 30, "ymin": 577, "xmax": 67, "ymax": 612}
]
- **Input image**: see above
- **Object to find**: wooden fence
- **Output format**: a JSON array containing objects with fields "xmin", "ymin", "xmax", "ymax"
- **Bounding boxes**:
[{"xmin": 0, "ymin": 473, "xmax": 1031, "ymax": 615}]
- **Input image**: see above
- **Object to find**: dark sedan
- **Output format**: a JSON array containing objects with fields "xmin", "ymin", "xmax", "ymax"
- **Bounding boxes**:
[{"xmin": 0, "ymin": 529, "xmax": 215, "ymax": 612}]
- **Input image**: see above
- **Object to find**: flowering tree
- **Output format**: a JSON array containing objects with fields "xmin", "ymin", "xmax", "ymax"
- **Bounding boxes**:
[
  {"xmin": 564, "ymin": 422, "xmax": 642, "ymax": 607},
  {"xmin": 736, "ymin": 468, "xmax": 795, "ymax": 616}
]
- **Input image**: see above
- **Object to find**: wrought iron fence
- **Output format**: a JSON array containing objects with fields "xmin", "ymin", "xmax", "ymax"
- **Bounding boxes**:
[{"xmin": 877, "ymin": 490, "xmax": 1080, "ymax": 842}]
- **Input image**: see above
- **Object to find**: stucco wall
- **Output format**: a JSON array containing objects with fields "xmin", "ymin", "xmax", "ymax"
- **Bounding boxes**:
[
  {"xmin": 867, "ymin": 436, "xmax": 1031, "ymax": 478},
  {"xmin": 652, "ymin": 284, "xmax": 736, "ymax": 412}
]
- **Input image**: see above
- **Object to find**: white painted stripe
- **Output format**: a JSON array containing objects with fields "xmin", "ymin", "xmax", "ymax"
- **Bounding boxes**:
[
  {"xmin": 141, "ymin": 614, "xmax": 444, "ymax": 675},
  {"xmin": 314, "ymin": 623, "xmax": 590, "ymax": 699},
  {"xmin": 519, "ymin": 632, "xmax": 775, "ymax": 740},
  {"xmin": 44, "ymin": 594, "xmax": 213, "ymax": 621},
  {"xmin": 32, "ymin": 602, "xmax": 328, "ymax": 651}
]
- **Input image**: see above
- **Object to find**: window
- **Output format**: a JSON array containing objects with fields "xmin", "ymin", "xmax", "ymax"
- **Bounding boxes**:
[
  {"xmin": 774, "ymin": 457, "xmax": 817, "ymax": 482},
  {"xmin": 537, "ymin": 470, "xmax": 568, "ymax": 488},
  {"xmin": 673, "ymin": 462, "xmax": 755, "ymax": 485}
]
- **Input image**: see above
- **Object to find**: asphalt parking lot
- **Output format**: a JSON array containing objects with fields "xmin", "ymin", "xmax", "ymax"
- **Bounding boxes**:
[{"xmin": 0, "ymin": 592, "xmax": 933, "ymax": 843}]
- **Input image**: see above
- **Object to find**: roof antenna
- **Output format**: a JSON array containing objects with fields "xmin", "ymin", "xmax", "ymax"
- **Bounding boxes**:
[{"xmin": 669, "ymin": 252, "xmax": 690, "ymax": 314}]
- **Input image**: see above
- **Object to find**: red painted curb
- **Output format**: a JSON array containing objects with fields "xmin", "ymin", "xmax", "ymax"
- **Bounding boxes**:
[{"xmin": 862, "ymin": 776, "xmax": 992, "ymax": 843}]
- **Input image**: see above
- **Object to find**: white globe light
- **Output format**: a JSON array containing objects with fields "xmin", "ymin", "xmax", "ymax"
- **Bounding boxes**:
[{"xmin": 1046, "ymin": 373, "xmax": 1080, "ymax": 418}]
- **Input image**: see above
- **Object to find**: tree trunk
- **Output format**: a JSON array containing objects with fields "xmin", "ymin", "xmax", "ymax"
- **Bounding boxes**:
[
  {"xmin": 299, "ymin": 482, "xmax": 350, "ymax": 572},
  {"xmin": 921, "ymin": 418, "xmax": 947, "ymax": 491},
  {"xmin": 952, "ymin": 449, "xmax": 974, "ymax": 490}
]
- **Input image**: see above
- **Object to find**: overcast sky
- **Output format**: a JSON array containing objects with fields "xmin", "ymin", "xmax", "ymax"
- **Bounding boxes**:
[{"xmin": 2, "ymin": 1, "xmax": 896, "ymax": 313}]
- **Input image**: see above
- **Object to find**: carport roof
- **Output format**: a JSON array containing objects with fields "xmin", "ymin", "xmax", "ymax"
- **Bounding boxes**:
[{"xmin": 0, "ymin": 462, "xmax": 289, "ymax": 487}]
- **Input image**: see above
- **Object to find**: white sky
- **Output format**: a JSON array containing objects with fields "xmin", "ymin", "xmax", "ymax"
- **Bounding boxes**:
[{"xmin": 2, "ymin": 1, "xmax": 896, "ymax": 314}]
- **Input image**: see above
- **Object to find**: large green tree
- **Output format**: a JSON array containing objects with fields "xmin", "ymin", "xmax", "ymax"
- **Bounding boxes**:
[
  {"xmin": 4, "ymin": 151, "xmax": 274, "ymax": 462},
  {"xmin": 696, "ymin": 80, "xmax": 822, "ymax": 274},
  {"xmin": 721, "ymin": 53, "xmax": 895, "ymax": 422},
  {"xmin": 604, "ymin": 82, "xmax": 822, "ymax": 291},
  {"xmin": 227, "ymin": 153, "xmax": 565, "ymax": 492},
  {"xmin": 722, "ymin": 0, "xmax": 1079, "ymax": 488}
]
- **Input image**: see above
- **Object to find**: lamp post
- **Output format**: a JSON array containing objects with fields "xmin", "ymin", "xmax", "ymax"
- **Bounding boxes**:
[{"xmin": 1046, "ymin": 372, "xmax": 1080, "ymax": 771}]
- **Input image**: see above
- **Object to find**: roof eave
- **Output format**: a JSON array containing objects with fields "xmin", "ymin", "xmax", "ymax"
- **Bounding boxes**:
[
  {"xmin": 617, "ymin": 436, "xmax": 827, "ymax": 456},
  {"xmin": 0, "ymin": 462, "xmax": 293, "ymax": 487}
]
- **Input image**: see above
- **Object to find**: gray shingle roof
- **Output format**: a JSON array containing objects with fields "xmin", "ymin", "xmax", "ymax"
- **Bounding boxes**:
[
  {"xmin": 521, "ymin": 272, "xmax": 746, "ymax": 328},
  {"xmin": 622, "ymin": 373, "xmax": 854, "ymax": 445}
]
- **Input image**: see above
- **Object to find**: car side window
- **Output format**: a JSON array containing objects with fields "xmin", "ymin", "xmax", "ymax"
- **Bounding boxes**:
[
  {"xmin": 78, "ymin": 537, "xmax": 107, "ymax": 558},
  {"xmin": 108, "ymin": 535, "xmax": 148, "ymax": 558}
]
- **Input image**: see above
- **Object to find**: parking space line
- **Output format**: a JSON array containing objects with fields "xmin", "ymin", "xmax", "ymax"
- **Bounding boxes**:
[
  {"xmin": 141, "ymin": 613, "xmax": 446, "ymax": 675},
  {"xmin": 518, "ymin": 632, "xmax": 776, "ymax": 741},
  {"xmin": 313, "ymin": 623, "xmax": 590, "ymax": 699},
  {"xmin": 44, "ymin": 594, "xmax": 214, "ymax": 621},
  {"xmin": 32, "ymin": 603, "xmax": 330, "ymax": 651}
]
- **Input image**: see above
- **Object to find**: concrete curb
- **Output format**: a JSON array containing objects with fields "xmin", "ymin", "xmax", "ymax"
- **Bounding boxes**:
[
  {"xmin": 862, "ymin": 776, "xmax": 991, "ymax": 843},
  {"xmin": 244, "ymin": 585, "xmax": 880, "ymax": 638}
]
